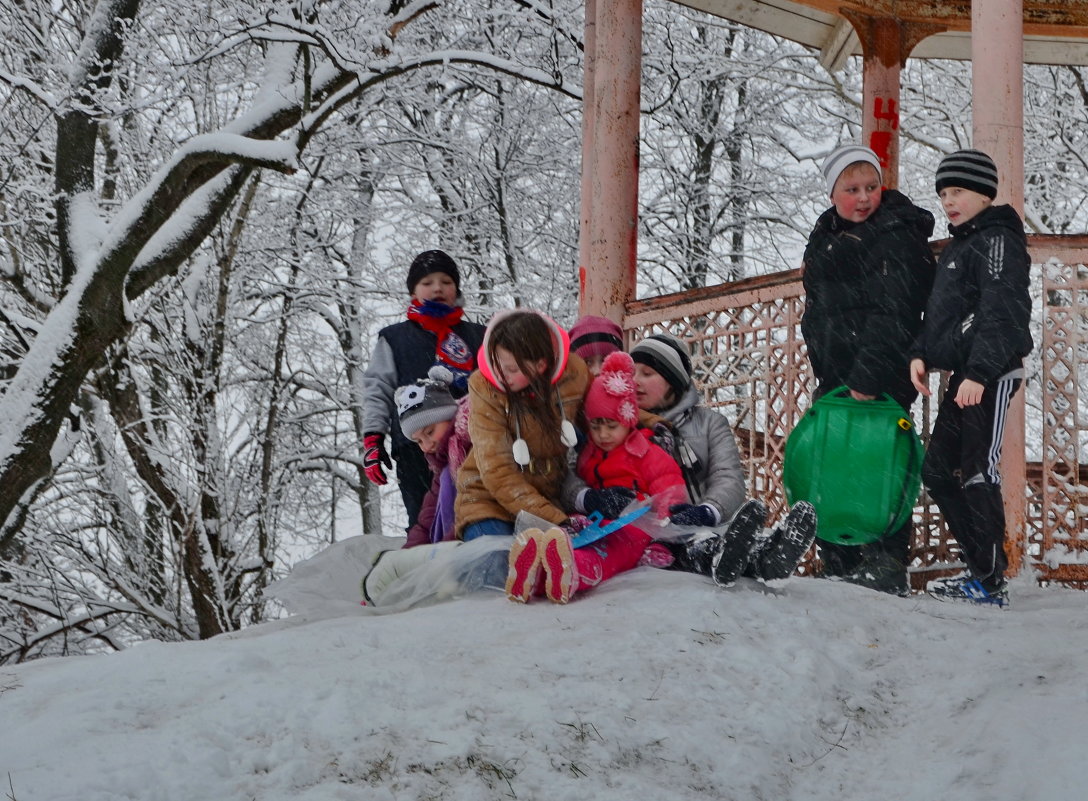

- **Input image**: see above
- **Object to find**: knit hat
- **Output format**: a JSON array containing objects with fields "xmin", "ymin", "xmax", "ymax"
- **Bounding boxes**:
[
  {"xmin": 822, "ymin": 145, "xmax": 882, "ymax": 196},
  {"xmin": 569, "ymin": 315, "xmax": 623, "ymax": 361},
  {"xmin": 935, "ymin": 149, "xmax": 998, "ymax": 199},
  {"xmin": 395, "ymin": 366, "xmax": 458, "ymax": 439},
  {"xmin": 630, "ymin": 333, "xmax": 692, "ymax": 400},
  {"xmin": 584, "ymin": 352, "xmax": 640, "ymax": 427},
  {"xmin": 406, "ymin": 249, "xmax": 461, "ymax": 296}
]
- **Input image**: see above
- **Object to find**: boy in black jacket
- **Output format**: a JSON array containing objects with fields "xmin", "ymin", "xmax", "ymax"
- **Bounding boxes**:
[
  {"xmin": 362, "ymin": 250, "xmax": 486, "ymax": 530},
  {"xmin": 801, "ymin": 144, "xmax": 936, "ymax": 594},
  {"xmin": 910, "ymin": 149, "xmax": 1032, "ymax": 606}
]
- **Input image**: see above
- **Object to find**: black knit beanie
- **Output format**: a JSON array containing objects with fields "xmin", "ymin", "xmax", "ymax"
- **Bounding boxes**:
[
  {"xmin": 935, "ymin": 149, "xmax": 998, "ymax": 200},
  {"xmin": 406, "ymin": 249, "xmax": 462, "ymax": 296},
  {"xmin": 630, "ymin": 334, "xmax": 693, "ymax": 400}
]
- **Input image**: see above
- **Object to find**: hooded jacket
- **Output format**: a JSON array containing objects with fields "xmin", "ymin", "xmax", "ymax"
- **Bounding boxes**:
[
  {"xmin": 640, "ymin": 385, "xmax": 746, "ymax": 524},
  {"xmin": 405, "ymin": 396, "xmax": 472, "ymax": 548},
  {"xmin": 576, "ymin": 428, "xmax": 689, "ymax": 517},
  {"xmin": 801, "ymin": 188, "xmax": 936, "ymax": 409},
  {"xmin": 454, "ymin": 312, "xmax": 590, "ymax": 535},
  {"xmin": 911, "ymin": 204, "xmax": 1032, "ymax": 383}
]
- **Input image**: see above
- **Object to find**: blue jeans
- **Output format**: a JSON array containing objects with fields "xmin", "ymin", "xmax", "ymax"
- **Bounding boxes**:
[
  {"xmin": 460, "ymin": 520, "xmax": 515, "ymax": 589},
  {"xmin": 462, "ymin": 518, "xmax": 515, "ymax": 541}
]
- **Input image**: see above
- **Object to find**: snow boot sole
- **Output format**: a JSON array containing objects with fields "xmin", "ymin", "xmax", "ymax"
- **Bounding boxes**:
[
  {"xmin": 540, "ymin": 527, "xmax": 577, "ymax": 604},
  {"xmin": 759, "ymin": 501, "xmax": 817, "ymax": 580},
  {"xmin": 506, "ymin": 529, "xmax": 543, "ymax": 603},
  {"xmin": 711, "ymin": 499, "xmax": 767, "ymax": 588}
]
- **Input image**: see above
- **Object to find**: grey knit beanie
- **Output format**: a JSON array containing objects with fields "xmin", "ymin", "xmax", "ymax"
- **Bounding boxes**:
[
  {"xmin": 395, "ymin": 366, "xmax": 458, "ymax": 440},
  {"xmin": 821, "ymin": 145, "xmax": 882, "ymax": 196},
  {"xmin": 630, "ymin": 334, "xmax": 693, "ymax": 400}
]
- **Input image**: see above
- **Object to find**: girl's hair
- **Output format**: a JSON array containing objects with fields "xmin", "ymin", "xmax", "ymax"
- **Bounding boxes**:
[{"xmin": 487, "ymin": 311, "xmax": 563, "ymax": 440}]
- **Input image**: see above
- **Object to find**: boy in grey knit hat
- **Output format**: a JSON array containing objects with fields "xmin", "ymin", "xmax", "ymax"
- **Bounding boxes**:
[
  {"xmin": 799, "ymin": 143, "xmax": 937, "ymax": 595},
  {"xmin": 395, "ymin": 367, "xmax": 459, "ymax": 451}
]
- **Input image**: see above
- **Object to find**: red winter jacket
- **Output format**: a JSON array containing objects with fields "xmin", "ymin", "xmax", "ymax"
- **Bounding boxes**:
[{"xmin": 576, "ymin": 428, "xmax": 688, "ymax": 517}]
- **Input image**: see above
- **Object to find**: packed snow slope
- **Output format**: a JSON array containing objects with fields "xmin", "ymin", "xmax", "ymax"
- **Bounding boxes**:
[{"xmin": 2, "ymin": 534, "xmax": 1085, "ymax": 801}]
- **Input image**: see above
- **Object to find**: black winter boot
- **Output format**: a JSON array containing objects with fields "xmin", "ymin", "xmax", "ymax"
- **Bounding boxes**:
[
  {"xmin": 757, "ymin": 501, "xmax": 817, "ymax": 580},
  {"xmin": 711, "ymin": 499, "xmax": 768, "ymax": 587}
]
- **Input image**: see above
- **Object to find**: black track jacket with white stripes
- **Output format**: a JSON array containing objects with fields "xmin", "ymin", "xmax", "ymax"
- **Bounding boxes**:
[{"xmin": 912, "ymin": 204, "xmax": 1032, "ymax": 384}]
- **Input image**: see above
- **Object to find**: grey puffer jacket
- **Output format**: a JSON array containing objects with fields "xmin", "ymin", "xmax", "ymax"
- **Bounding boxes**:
[{"xmin": 653, "ymin": 385, "xmax": 746, "ymax": 523}]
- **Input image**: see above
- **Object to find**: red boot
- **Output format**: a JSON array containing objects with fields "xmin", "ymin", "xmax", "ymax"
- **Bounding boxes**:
[
  {"xmin": 505, "ymin": 529, "xmax": 543, "ymax": 603},
  {"xmin": 538, "ymin": 527, "xmax": 579, "ymax": 604}
]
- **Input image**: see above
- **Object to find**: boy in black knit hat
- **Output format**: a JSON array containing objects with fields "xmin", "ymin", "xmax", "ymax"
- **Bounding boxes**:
[
  {"xmin": 362, "ymin": 250, "xmax": 486, "ymax": 531},
  {"xmin": 910, "ymin": 149, "xmax": 1033, "ymax": 607}
]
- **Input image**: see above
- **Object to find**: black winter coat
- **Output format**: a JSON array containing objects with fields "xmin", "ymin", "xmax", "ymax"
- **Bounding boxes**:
[
  {"xmin": 801, "ymin": 189, "xmax": 936, "ymax": 410},
  {"xmin": 911, "ymin": 204, "xmax": 1032, "ymax": 383}
]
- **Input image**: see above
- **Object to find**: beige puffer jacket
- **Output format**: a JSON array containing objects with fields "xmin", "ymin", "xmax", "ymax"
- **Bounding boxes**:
[{"xmin": 454, "ymin": 313, "xmax": 589, "ymax": 536}]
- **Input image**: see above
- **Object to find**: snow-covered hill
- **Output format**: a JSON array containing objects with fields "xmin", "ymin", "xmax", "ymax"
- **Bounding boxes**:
[{"xmin": 2, "ymin": 535, "xmax": 1084, "ymax": 801}]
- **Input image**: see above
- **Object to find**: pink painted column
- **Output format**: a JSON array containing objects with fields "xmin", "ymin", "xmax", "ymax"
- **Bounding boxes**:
[
  {"xmin": 579, "ymin": 0, "xmax": 642, "ymax": 325},
  {"xmin": 858, "ymin": 16, "xmax": 902, "ymax": 188},
  {"xmin": 973, "ymin": 0, "xmax": 1027, "ymax": 574},
  {"xmin": 578, "ymin": 0, "xmax": 597, "ymax": 285}
]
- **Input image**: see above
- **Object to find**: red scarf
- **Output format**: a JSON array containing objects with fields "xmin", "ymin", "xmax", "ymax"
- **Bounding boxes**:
[{"xmin": 407, "ymin": 300, "xmax": 475, "ymax": 372}]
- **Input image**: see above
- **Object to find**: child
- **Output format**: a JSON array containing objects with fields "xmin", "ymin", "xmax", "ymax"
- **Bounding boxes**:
[
  {"xmin": 910, "ymin": 149, "xmax": 1032, "ymax": 607},
  {"xmin": 568, "ymin": 315, "xmax": 624, "ymax": 375},
  {"xmin": 506, "ymin": 352, "xmax": 687, "ymax": 604},
  {"xmin": 366, "ymin": 310, "xmax": 587, "ymax": 604},
  {"xmin": 361, "ymin": 250, "xmax": 486, "ymax": 530},
  {"xmin": 454, "ymin": 310, "xmax": 589, "ymax": 541},
  {"xmin": 394, "ymin": 368, "xmax": 471, "ymax": 548},
  {"xmin": 628, "ymin": 333, "xmax": 818, "ymax": 587},
  {"xmin": 361, "ymin": 369, "xmax": 469, "ymax": 604},
  {"xmin": 801, "ymin": 144, "xmax": 936, "ymax": 595}
]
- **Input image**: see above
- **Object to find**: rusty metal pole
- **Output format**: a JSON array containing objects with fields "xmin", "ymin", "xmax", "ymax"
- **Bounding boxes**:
[
  {"xmin": 857, "ymin": 15, "xmax": 902, "ymax": 188},
  {"xmin": 578, "ymin": 0, "xmax": 597, "ymax": 290},
  {"xmin": 579, "ymin": 0, "xmax": 642, "ymax": 326},
  {"xmin": 973, "ymin": 0, "xmax": 1027, "ymax": 575}
]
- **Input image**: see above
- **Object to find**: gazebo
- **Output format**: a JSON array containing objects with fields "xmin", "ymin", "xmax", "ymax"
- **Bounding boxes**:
[{"xmin": 577, "ymin": 0, "xmax": 1088, "ymax": 588}]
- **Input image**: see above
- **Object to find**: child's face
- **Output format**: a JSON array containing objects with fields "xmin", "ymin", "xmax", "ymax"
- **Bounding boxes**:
[
  {"xmin": 411, "ymin": 420, "xmax": 453, "ymax": 455},
  {"xmin": 633, "ymin": 364, "xmax": 673, "ymax": 411},
  {"xmin": 494, "ymin": 346, "xmax": 547, "ymax": 393},
  {"xmin": 411, "ymin": 272, "xmax": 457, "ymax": 305},
  {"xmin": 589, "ymin": 418, "xmax": 631, "ymax": 452},
  {"xmin": 938, "ymin": 185, "xmax": 992, "ymax": 227},
  {"xmin": 582, "ymin": 353, "xmax": 606, "ymax": 376},
  {"xmin": 830, "ymin": 164, "xmax": 882, "ymax": 223}
]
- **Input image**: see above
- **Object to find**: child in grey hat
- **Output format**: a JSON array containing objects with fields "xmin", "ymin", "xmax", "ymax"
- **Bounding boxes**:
[
  {"xmin": 393, "ymin": 366, "xmax": 469, "ymax": 548},
  {"xmin": 362, "ymin": 367, "xmax": 471, "ymax": 605},
  {"xmin": 800, "ymin": 143, "xmax": 936, "ymax": 595}
]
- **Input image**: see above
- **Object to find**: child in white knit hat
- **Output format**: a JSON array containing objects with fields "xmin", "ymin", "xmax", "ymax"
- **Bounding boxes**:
[{"xmin": 800, "ymin": 143, "xmax": 936, "ymax": 596}]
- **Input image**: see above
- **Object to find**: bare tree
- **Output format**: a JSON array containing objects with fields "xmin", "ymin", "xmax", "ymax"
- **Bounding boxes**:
[{"xmin": 0, "ymin": 0, "xmax": 582, "ymax": 652}]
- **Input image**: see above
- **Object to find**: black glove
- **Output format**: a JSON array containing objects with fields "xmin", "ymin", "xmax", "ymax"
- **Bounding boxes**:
[
  {"xmin": 668, "ymin": 503, "xmax": 718, "ymax": 528},
  {"xmin": 582, "ymin": 487, "xmax": 638, "ymax": 519}
]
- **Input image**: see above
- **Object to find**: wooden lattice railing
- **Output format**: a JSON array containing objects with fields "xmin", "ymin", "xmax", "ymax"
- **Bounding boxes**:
[{"xmin": 624, "ymin": 235, "xmax": 1088, "ymax": 590}]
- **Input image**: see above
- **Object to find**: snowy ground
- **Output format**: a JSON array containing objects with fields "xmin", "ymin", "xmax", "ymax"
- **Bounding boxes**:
[{"xmin": 2, "ymin": 534, "xmax": 1085, "ymax": 801}]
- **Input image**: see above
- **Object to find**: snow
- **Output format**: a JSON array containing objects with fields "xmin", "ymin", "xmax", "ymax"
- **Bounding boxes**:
[{"xmin": 2, "ymin": 534, "xmax": 1086, "ymax": 801}]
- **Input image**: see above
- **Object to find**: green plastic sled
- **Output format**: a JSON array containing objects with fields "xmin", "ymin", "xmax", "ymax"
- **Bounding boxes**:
[{"xmin": 783, "ymin": 386, "xmax": 923, "ymax": 545}]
